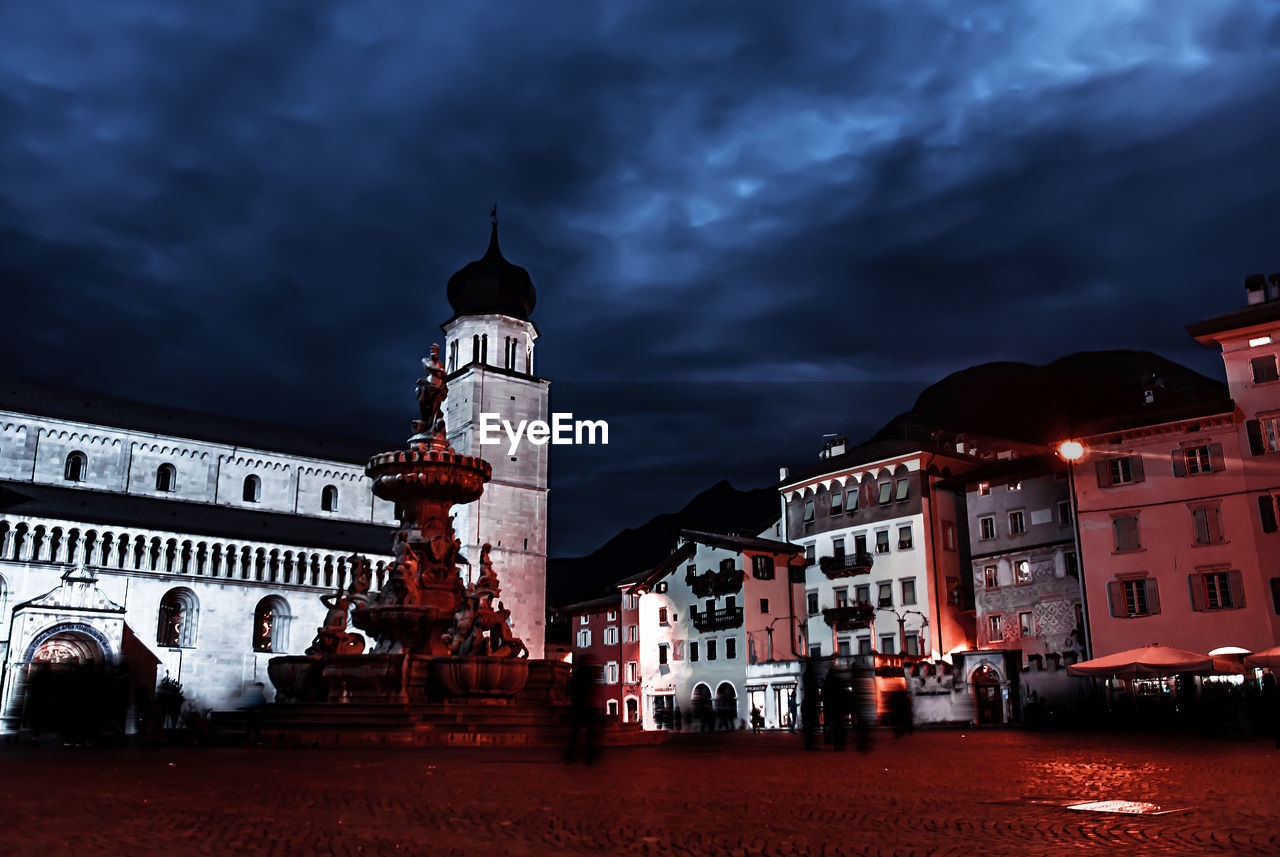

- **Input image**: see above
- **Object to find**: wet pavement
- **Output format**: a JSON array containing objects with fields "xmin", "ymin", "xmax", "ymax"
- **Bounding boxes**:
[{"xmin": 1, "ymin": 729, "xmax": 1277, "ymax": 856}]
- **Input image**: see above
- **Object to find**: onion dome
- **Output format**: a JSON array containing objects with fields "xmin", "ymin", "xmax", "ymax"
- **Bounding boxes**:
[{"xmin": 446, "ymin": 212, "xmax": 536, "ymax": 319}]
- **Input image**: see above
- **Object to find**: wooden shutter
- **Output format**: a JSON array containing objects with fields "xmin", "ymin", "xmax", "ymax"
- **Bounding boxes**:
[
  {"xmin": 1107, "ymin": 580, "xmax": 1125, "ymax": 617},
  {"xmin": 1187, "ymin": 574, "xmax": 1204, "ymax": 611},
  {"xmin": 1129, "ymin": 455, "xmax": 1145, "ymax": 483},
  {"xmin": 1208, "ymin": 443, "xmax": 1226, "ymax": 473},
  {"xmin": 1170, "ymin": 449, "xmax": 1187, "ymax": 477},
  {"xmin": 1095, "ymin": 460, "xmax": 1112, "ymax": 488},
  {"xmin": 1259, "ymin": 495, "xmax": 1279, "ymax": 533},
  {"xmin": 1228, "ymin": 569, "xmax": 1245, "ymax": 608},
  {"xmin": 1145, "ymin": 579, "xmax": 1160, "ymax": 615},
  {"xmin": 1246, "ymin": 420, "xmax": 1265, "ymax": 456},
  {"xmin": 1208, "ymin": 506, "xmax": 1223, "ymax": 543}
]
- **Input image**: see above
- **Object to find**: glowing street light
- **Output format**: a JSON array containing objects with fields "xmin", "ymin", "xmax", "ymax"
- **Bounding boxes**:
[
  {"xmin": 1057, "ymin": 438, "xmax": 1091, "ymax": 658},
  {"xmin": 1057, "ymin": 440, "xmax": 1085, "ymax": 461}
]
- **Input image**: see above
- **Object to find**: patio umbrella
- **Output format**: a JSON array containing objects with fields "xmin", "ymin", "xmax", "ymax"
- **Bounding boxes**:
[
  {"xmin": 1067, "ymin": 643, "xmax": 1213, "ymax": 679},
  {"xmin": 1244, "ymin": 645, "xmax": 1280, "ymax": 670}
]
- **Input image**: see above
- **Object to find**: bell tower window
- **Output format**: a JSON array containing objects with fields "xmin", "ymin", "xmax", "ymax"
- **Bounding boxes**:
[
  {"xmin": 472, "ymin": 334, "xmax": 480, "ymax": 364},
  {"xmin": 243, "ymin": 475, "xmax": 261, "ymax": 503},
  {"xmin": 64, "ymin": 451, "xmax": 87, "ymax": 482},
  {"xmin": 156, "ymin": 463, "xmax": 176, "ymax": 492},
  {"xmin": 321, "ymin": 484, "xmax": 338, "ymax": 512}
]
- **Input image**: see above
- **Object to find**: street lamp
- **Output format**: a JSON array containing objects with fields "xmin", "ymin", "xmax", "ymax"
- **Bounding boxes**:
[{"xmin": 1056, "ymin": 439, "xmax": 1092, "ymax": 660}]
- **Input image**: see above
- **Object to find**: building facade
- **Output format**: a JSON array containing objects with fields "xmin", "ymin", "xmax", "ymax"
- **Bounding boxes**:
[
  {"xmin": 441, "ymin": 217, "xmax": 550, "ymax": 658},
  {"xmin": 0, "ymin": 385, "xmax": 397, "ymax": 730}
]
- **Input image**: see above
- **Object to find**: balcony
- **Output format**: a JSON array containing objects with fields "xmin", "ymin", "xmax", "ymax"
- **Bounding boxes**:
[
  {"xmin": 821, "ymin": 601, "xmax": 876, "ymax": 631},
  {"xmin": 686, "ymin": 566, "xmax": 744, "ymax": 599},
  {"xmin": 818, "ymin": 551, "xmax": 874, "ymax": 579},
  {"xmin": 690, "ymin": 605, "xmax": 744, "ymax": 632}
]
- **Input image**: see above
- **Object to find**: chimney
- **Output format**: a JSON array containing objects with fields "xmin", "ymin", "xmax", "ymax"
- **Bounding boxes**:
[
  {"xmin": 779, "ymin": 466, "xmax": 789, "ymax": 482},
  {"xmin": 829, "ymin": 436, "xmax": 847, "ymax": 457},
  {"xmin": 1269, "ymin": 272, "xmax": 1280, "ymax": 301},
  {"xmin": 1246, "ymin": 272, "xmax": 1267, "ymax": 305}
]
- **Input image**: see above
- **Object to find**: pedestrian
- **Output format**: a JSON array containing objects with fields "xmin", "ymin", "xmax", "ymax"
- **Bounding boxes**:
[
  {"xmin": 824, "ymin": 673, "xmax": 847, "ymax": 751},
  {"xmin": 801, "ymin": 664, "xmax": 819, "ymax": 751},
  {"xmin": 788, "ymin": 691, "xmax": 798, "ymax": 732},
  {"xmin": 750, "ymin": 705, "xmax": 764, "ymax": 734},
  {"xmin": 1261, "ymin": 673, "xmax": 1280, "ymax": 749},
  {"xmin": 565, "ymin": 653, "xmax": 599, "ymax": 763}
]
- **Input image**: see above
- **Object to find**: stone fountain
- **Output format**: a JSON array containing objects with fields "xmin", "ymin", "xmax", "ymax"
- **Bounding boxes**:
[{"xmin": 267, "ymin": 345, "xmax": 534, "ymax": 718}]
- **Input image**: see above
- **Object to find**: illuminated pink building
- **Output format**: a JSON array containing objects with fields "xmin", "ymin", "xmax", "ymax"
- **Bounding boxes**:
[{"xmin": 1072, "ymin": 274, "xmax": 1280, "ymax": 657}]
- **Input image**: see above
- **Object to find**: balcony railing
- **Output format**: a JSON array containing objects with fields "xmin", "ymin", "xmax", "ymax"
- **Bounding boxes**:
[
  {"xmin": 690, "ymin": 605, "xmax": 744, "ymax": 632},
  {"xmin": 686, "ymin": 566, "xmax": 744, "ymax": 599},
  {"xmin": 821, "ymin": 601, "xmax": 876, "ymax": 631},
  {"xmin": 818, "ymin": 551, "xmax": 874, "ymax": 579}
]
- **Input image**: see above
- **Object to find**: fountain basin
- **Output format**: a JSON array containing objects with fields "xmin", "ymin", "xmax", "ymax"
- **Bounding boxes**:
[
  {"xmin": 268, "ymin": 655, "xmax": 327, "ymax": 703},
  {"xmin": 367, "ymin": 448, "xmax": 491, "ymax": 505},
  {"xmin": 433, "ymin": 655, "xmax": 529, "ymax": 699},
  {"xmin": 352, "ymin": 598, "xmax": 458, "ymax": 656},
  {"xmin": 323, "ymin": 653, "xmax": 408, "ymax": 704}
]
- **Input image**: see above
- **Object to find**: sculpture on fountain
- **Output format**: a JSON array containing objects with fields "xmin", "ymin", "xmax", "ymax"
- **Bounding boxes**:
[{"xmin": 270, "ymin": 343, "xmax": 530, "ymax": 706}]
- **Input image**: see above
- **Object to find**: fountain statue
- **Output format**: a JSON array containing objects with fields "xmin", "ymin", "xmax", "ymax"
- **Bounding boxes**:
[{"xmin": 269, "ymin": 344, "xmax": 530, "ymax": 706}]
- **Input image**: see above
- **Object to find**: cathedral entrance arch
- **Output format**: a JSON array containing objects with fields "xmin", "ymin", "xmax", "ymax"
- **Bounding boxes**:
[
  {"xmin": 972, "ymin": 665, "xmax": 1003, "ymax": 726},
  {"xmin": 691, "ymin": 683, "xmax": 713, "ymax": 731}
]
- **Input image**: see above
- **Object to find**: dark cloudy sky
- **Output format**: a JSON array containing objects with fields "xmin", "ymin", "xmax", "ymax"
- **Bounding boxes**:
[{"xmin": 3, "ymin": 1, "xmax": 1279, "ymax": 556}]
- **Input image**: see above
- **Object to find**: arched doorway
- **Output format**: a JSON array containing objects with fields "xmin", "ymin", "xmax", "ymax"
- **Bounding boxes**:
[
  {"xmin": 625, "ymin": 696, "xmax": 639, "ymax": 724},
  {"xmin": 20, "ymin": 624, "xmax": 113, "ymax": 738},
  {"xmin": 972, "ymin": 665, "xmax": 1003, "ymax": 726},
  {"xmin": 691, "ymin": 683, "xmax": 713, "ymax": 731},
  {"xmin": 715, "ymin": 683, "xmax": 738, "ymax": 731}
]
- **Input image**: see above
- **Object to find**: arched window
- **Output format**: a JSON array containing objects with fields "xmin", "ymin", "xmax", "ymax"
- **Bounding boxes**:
[
  {"xmin": 157, "ymin": 587, "xmax": 199, "ymax": 648},
  {"xmin": 481, "ymin": 333, "xmax": 488, "ymax": 364},
  {"xmin": 321, "ymin": 484, "xmax": 338, "ymax": 512},
  {"xmin": 448, "ymin": 340, "xmax": 458, "ymax": 373},
  {"xmin": 242, "ymin": 474, "xmax": 261, "ymax": 502},
  {"xmin": 64, "ymin": 451, "xmax": 87, "ymax": 482},
  {"xmin": 156, "ymin": 463, "xmax": 176, "ymax": 492},
  {"xmin": 252, "ymin": 595, "xmax": 291, "ymax": 653},
  {"xmin": 472, "ymin": 334, "xmax": 480, "ymax": 363}
]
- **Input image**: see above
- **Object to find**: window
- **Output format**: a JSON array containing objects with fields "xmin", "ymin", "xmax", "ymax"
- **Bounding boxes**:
[
  {"xmin": 1113, "ymin": 515, "xmax": 1141, "ymax": 552},
  {"xmin": 942, "ymin": 521, "xmax": 956, "ymax": 551},
  {"xmin": 1189, "ymin": 569, "xmax": 1243, "ymax": 611},
  {"xmin": 1015, "ymin": 560, "xmax": 1031, "ymax": 585},
  {"xmin": 880, "ymin": 635, "xmax": 896, "ymax": 654},
  {"xmin": 834, "ymin": 587, "xmax": 849, "ymax": 608},
  {"xmin": 894, "ymin": 479, "xmax": 910, "ymax": 501},
  {"xmin": 1272, "ymin": 577, "xmax": 1280, "ymax": 614},
  {"xmin": 858, "ymin": 638, "xmax": 873, "ymax": 656},
  {"xmin": 1108, "ymin": 577, "xmax": 1160, "ymax": 617},
  {"xmin": 658, "ymin": 644, "xmax": 668, "ymax": 665},
  {"xmin": 877, "ymin": 482, "xmax": 892, "ymax": 505},
  {"xmin": 242, "ymin": 474, "xmax": 261, "ymax": 503},
  {"xmin": 900, "ymin": 578, "xmax": 916, "ymax": 605},
  {"xmin": 897, "ymin": 525, "xmax": 913, "ymax": 550},
  {"xmin": 979, "ymin": 516, "xmax": 996, "ymax": 540},
  {"xmin": 1185, "ymin": 445, "xmax": 1212, "ymax": 475},
  {"xmin": 1260, "ymin": 495, "xmax": 1279, "ymax": 533},
  {"xmin": 978, "ymin": 482, "xmax": 991, "ymax": 496},
  {"xmin": 809, "ymin": 644, "xmax": 823, "ymax": 658},
  {"xmin": 875, "ymin": 530, "xmax": 890, "ymax": 554},
  {"xmin": 984, "ymin": 566, "xmax": 999, "ymax": 589},
  {"xmin": 707, "ymin": 639, "xmax": 717, "ymax": 661},
  {"xmin": 1019, "ymin": 612, "xmax": 1034, "ymax": 638},
  {"xmin": 626, "ymin": 661, "xmax": 638, "ymax": 683},
  {"xmin": 987, "ymin": 615, "xmax": 1002, "ymax": 641},
  {"xmin": 1008, "ymin": 481, "xmax": 1022, "ymax": 492},
  {"xmin": 580, "ymin": 614, "xmax": 589, "ymax": 625},
  {"xmin": 726, "ymin": 638, "xmax": 737, "ymax": 659},
  {"xmin": 847, "ymin": 489, "xmax": 859, "ymax": 512},
  {"xmin": 855, "ymin": 584, "xmax": 871, "ymax": 604},
  {"xmin": 627, "ymin": 594, "xmax": 639, "ymax": 610},
  {"xmin": 837, "ymin": 637, "xmax": 852, "ymax": 656},
  {"xmin": 877, "ymin": 581, "xmax": 892, "ymax": 608},
  {"xmin": 1008, "ymin": 511, "xmax": 1026, "ymax": 535},
  {"xmin": 719, "ymin": 558, "xmax": 735, "ymax": 574},
  {"xmin": 1252, "ymin": 355, "xmax": 1279, "ymax": 383},
  {"xmin": 805, "ymin": 545, "xmax": 816, "ymax": 566},
  {"xmin": 1191, "ymin": 505, "xmax": 1224, "ymax": 546},
  {"xmin": 904, "ymin": 635, "xmax": 920, "ymax": 656},
  {"xmin": 1057, "ymin": 501, "xmax": 1072, "ymax": 526},
  {"xmin": 760, "ymin": 597, "xmax": 769, "ymax": 613},
  {"xmin": 1098, "ymin": 455, "xmax": 1144, "ymax": 487},
  {"xmin": 576, "ymin": 629, "xmax": 591, "ymax": 648},
  {"xmin": 689, "ymin": 641, "xmax": 699, "ymax": 662},
  {"xmin": 854, "ymin": 534, "xmax": 867, "ymax": 555},
  {"xmin": 604, "ymin": 626, "xmax": 619, "ymax": 645},
  {"xmin": 658, "ymin": 607, "xmax": 668, "ymax": 625},
  {"xmin": 1064, "ymin": 551, "xmax": 1079, "ymax": 577},
  {"xmin": 830, "ymin": 490, "xmax": 844, "ymax": 515},
  {"xmin": 606, "ymin": 610, "xmax": 617, "ymax": 621},
  {"xmin": 252, "ymin": 596, "xmax": 290, "ymax": 653},
  {"xmin": 803, "ymin": 500, "xmax": 815, "ymax": 522},
  {"xmin": 156, "ymin": 464, "xmax": 176, "ymax": 493},
  {"xmin": 64, "ymin": 452, "xmax": 87, "ymax": 482},
  {"xmin": 606, "ymin": 662, "xmax": 618, "ymax": 684},
  {"xmin": 626, "ymin": 624, "xmax": 638, "ymax": 643},
  {"xmin": 607, "ymin": 699, "xmax": 618, "ymax": 716},
  {"xmin": 321, "ymin": 484, "xmax": 338, "ymax": 512},
  {"xmin": 752, "ymin": 554, "xmax": 773, "ymax": 579},
  {"xmin": 806, "ymin": 591, "xmax": 819, "ymax": 614},
  {"xmin": 157, "ymin": 587, "xmax": 199, "ymax": 648},
  {"xmin": 832, "ymin": 537, "xmax": 845, "ymax": 562}
]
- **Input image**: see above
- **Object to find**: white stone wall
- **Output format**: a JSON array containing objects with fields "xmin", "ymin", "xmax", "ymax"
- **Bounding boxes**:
[{"xmin": 0, "ymin": 411, "xmax": 397, "ymax": 525}]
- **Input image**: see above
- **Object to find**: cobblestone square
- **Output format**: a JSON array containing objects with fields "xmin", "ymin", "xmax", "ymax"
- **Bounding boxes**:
[{"xmin": 2, "ymin": 730, "xmax": 1277, "ymax": 857}]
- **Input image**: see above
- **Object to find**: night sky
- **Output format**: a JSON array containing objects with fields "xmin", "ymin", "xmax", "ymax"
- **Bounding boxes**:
[{"xmin": 3, "ymin": 2, "xmax": 1279, "ymax": 557}]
